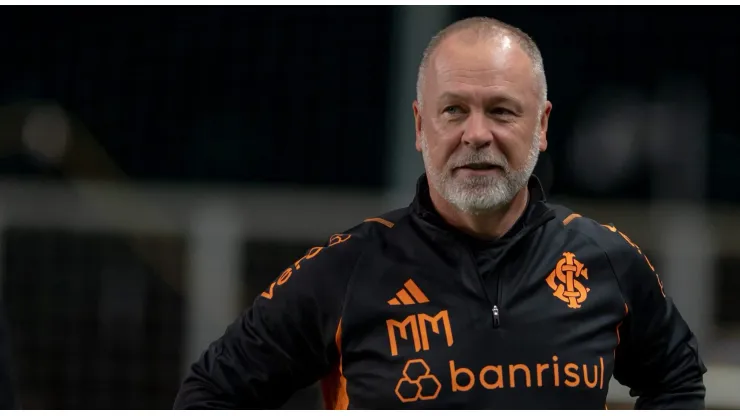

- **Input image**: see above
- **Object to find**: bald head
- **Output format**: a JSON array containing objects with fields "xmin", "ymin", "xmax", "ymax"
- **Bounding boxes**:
[{"xmin": 416, "ymin": 17, "xmax": 547, "ymax": 110}]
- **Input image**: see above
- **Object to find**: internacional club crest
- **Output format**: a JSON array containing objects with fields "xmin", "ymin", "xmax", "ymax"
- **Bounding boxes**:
[{"xmin": 546, "ymin": 252, "xmax": 590, "ymax": 309}]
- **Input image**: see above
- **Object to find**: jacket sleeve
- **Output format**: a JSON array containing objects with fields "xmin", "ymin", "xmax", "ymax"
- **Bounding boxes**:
[
  {"xmin": 610, "ymin": 231, "xmax": 707, "ymax": 409},
  {"xmin": 173, "ymin": 233, "xmax": 359, "ymax": 409}
]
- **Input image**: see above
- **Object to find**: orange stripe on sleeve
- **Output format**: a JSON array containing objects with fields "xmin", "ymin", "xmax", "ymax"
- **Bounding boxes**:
[
  {"xmin": 563, "ymin": 213, "xmax": 581, "ymax": 226},
  {"xmin": 613, "ymin": 303, "xmax": 629, "ymax": 358},
  {"xmin": 363, "ymin": 217, "xmax": 394, "ymax": 228},
  {"xmin": 321, "ymin": 318, "xmax": 349, "ymax": 410}
]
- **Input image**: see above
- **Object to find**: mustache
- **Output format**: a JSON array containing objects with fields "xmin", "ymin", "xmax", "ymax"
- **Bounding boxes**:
[{"xmin": 449, "ymin": 152, "xmax": 508, "ymax": 170}]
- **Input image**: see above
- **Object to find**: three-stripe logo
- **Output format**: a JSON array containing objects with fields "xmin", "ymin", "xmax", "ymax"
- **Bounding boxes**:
[{"xmin": 388, "ymin": 279, "xmax": 429, "ymax": 306}]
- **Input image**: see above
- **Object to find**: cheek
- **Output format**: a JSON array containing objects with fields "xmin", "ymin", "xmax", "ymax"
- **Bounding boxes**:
[
  {"xmin": 494, "ymin": 126, "xmax": 535, "ymax": 166},
  {"xmin": 426, "ymin": 135, "xmax": 458, "ymax": 167},
  {"xmin": 431, "ymin": 121, "xmax": 463, "ymax": 154}
]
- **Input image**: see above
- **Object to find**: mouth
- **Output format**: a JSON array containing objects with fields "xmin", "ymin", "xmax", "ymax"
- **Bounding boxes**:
[{"xmin": 456, "ymin": 162, "xmax": 501, "ymax": 172}]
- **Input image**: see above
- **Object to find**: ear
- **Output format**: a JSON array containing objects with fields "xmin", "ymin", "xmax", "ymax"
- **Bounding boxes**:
[
  {"xmin": 538, "ymin": 101, "xmax": 552, "ymax": 152},
  {"xmin": 413, "ymin": 100, "xmax": 423, "ymax": 152}
]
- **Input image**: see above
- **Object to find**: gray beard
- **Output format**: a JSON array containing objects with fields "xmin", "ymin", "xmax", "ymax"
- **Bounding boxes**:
[{"xmin": 420, "ymin": 131, "xmax": 540, "ymax": 214}]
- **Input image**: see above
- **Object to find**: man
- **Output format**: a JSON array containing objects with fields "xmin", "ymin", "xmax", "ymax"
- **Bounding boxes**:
[{"xmin": 174, "ymin": 17, "xmax": 707, "ymax": 409}]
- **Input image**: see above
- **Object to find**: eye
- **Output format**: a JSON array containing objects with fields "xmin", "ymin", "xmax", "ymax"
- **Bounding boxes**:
[
  {"xmin": 443, "ymin": 105, "xmax": 463, "ymax": 114},
  {"xmin": 490, "ymin": 107, "xmax": 515, "ymax": 116}
]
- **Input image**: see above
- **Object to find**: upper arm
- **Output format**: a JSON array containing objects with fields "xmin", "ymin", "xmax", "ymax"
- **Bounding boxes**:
[
  {"xmin": 605, "ymin": 227, "xmax": 707, "ymax": 408},
  {"xmin": 174, "ymin": 233, "xmax": 360, "ymax": 409}
]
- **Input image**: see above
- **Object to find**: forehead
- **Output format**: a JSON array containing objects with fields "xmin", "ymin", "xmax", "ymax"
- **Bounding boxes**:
[{"xmin": 426, "ymin": 32, "xmax": 538, "ymax": 101}]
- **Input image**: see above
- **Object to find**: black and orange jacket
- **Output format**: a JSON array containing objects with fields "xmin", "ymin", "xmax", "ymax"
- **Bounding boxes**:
[{"xmin": 174, "ymin": 174, "xmax": 707, "ymax": 410}]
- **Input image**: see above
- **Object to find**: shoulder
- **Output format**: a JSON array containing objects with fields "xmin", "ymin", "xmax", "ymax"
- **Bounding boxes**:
[
  {"xmin": 546, "ymin": 202, "xmax": 661, "ymax": 295},
  {"xmin": 335, "ymin": 206, "xmax": 413, "ymax": 249},
  {"xmin": 311, "ymin": 206, "xmax": 411, "ymax": 253},
  {"xmin": 547, "ymin": 202, "xmax": 646, "ymax": 259},
  {"xmin": 355, "ymin": 206, "xmax": 412, "ymax": 233},
  {"xmin": 256, "ymin": 207, "xmax": 413, "ymax": 306},
  {"xmin": 276, "ymin": 206, "xmax": 412, "ymax": 278}
]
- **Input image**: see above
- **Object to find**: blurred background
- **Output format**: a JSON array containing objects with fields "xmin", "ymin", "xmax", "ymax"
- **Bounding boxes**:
[{"xmin": 0, "ymin": 4, "xmax": 737, "ymax": 410}]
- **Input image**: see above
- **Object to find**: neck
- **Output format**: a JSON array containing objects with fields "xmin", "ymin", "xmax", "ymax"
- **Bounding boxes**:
[{"xmin": 428, "ymin": 183, "xmax": 530, "ymax": 240}]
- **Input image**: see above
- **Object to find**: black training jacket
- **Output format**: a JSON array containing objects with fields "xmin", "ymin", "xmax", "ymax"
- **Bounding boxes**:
[{"xmin": 174, "ymin": 174, "xmax": 707, "ymax": 410}]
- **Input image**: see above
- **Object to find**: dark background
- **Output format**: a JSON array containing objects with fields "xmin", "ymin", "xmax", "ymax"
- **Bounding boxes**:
[{"xmin": 1, "ymin": 7, "xmax": 739, "ymax": 200}]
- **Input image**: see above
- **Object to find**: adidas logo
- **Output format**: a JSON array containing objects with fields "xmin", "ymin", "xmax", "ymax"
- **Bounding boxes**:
[{"xmin": 388, "ymin": 279, "xmax": 429, "ymax": 306}]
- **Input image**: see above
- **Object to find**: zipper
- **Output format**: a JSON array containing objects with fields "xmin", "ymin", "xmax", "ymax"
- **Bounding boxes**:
[
  {"xmin": 466, "ymin": 243, "xmax": 514, "ymax": 330},
  {"xmin": 466, "ymin": 209, "xmax": 556, "ymax": 330},
  {"xmin": 490, "ymin": 261, "xmax": 505, "ymax": 328},
  {"xmin": 466, "ymin": 247, "xmax": 497, "ymax": 328},
  {"xmin": 494, "ymin": 270, "xmax": 504, "ymax": 328}
]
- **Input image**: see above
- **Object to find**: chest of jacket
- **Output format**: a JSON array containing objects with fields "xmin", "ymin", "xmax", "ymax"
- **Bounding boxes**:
[{"xmin": 338, "ymin": 221, "xmax": 627, "ymax": 409}]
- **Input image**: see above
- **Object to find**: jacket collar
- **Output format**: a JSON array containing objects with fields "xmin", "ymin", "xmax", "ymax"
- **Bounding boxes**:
[{"xmin": 409, "ymin": 173, "xmax": 551, "ymax": 242}]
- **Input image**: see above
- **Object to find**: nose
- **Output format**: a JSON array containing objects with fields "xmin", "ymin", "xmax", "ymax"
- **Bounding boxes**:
[{"xmin": 461, "ymin": 111, "xmax": 494, "ymax": 149}]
